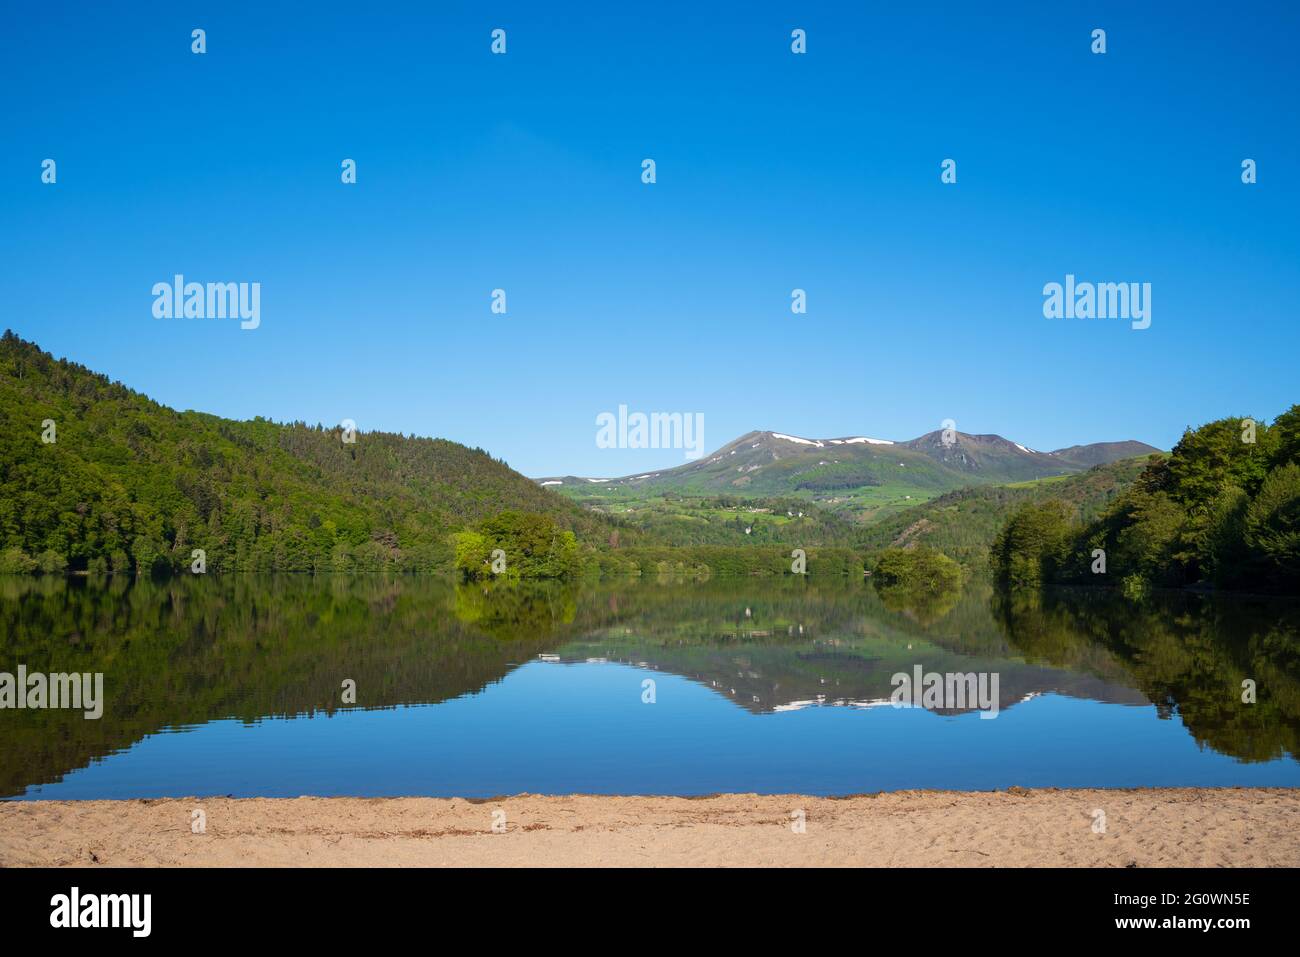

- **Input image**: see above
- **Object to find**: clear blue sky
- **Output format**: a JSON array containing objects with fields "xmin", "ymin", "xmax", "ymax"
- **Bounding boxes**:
[{"xmin": 3, "ymin": 1, "xmax": 1297, "ymax": 477}]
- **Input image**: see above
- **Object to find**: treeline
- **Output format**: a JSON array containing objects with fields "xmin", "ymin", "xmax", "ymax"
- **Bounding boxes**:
[
  {"xmin": 0, "ymin": 332, "xmax": 624, "ymax": 575},
  {"xmin": 992, "ymin": 408, "xmax": 1300, "ymax": 593},
  {"xmin": 591, "ymin": 545, "xmax": 865, "ymax": 581},
  {"xmin": 568, "ymin": 491, "xmax": 862, "ymax": 547}
]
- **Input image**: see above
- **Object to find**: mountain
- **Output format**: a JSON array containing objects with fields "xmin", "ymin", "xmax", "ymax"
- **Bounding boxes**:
[
  {"xmin": 538, "ymin": 429, "xmax": 1160, "ymax": 520},
  {"xmin": 0, "ymin": 332, "xmax": 620, "ymax": 574},
  {"xmin": 902, "ymin": 430, "xmax": 1077, "ymax": 481},
  {"xmin": 1045, "ymin": 440, "xmax": 1162, "ymax": 470}
]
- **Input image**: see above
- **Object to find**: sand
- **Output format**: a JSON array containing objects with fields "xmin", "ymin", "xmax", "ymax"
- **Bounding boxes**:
[{"xmin": 2, "ymin": 788, "xmax": 1298, "ymax": 867}]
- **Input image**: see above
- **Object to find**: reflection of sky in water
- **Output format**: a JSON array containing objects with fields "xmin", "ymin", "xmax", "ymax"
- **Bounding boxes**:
[{"xmin": 20, "ymin": 661, "xmax": 1300, "ymax": 800}]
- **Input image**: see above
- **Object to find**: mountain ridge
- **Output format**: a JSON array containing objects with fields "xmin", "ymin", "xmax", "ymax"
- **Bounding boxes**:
[{"xmin": 535, "ymin": 429, "xmax": 1160, "ymax": 503}]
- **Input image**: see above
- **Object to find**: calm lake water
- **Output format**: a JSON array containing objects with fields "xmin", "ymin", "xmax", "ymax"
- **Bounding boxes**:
[{"xmin": 2, "ymin": 575, "xmax": 1298, "ymax": 799}]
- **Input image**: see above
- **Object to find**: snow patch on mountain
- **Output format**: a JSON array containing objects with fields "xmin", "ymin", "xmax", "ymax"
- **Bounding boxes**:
[{"xmin": 771, "ymin": 433, "xmax": 824, "ymax": 447}]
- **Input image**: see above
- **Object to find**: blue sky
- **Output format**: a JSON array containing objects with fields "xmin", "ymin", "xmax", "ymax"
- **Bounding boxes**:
[{"xmin": 3, "ymin": 1, "xmax": 1297, "ymax": 477}]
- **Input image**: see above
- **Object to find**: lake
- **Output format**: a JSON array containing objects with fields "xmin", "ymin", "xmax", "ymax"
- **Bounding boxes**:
[{"xmin": 2, "ymin": 574, "xmax": 1298, "ymax": 799}]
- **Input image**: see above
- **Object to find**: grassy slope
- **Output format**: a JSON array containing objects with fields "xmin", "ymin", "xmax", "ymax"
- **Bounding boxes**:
[
  {"xmin": 857, "ymin": 456, "xmax": 1156, "ymax": 573},
  {"xmin": 549, "ymin": 486, "xmax": 863, "ymax": 546},
  {"xmin": 543, "ymin": 428, "xmax": 1094, "ymax": 522}
]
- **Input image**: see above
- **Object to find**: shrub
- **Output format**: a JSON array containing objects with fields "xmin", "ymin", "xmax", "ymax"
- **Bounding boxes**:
[
  {"xmin": 873, "ymin": 546, "xmax": 963, "ymax": 594},
  {"xmin": 34, "ymin": 549, "xmax": 67, "ymax": 574},
  {"xmin": 0, "ymin": 547, "xmax": 37, "ymax": 574}
]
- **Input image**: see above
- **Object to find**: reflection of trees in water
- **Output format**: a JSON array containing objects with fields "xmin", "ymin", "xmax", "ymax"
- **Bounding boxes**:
[
  {"xmin": 992, "ymin": 587, "xmax": 1300, "ymax": 764},
  {"xmin": 452, "ymin": 581, "xmax": 578, "ymax": 642},
  {"xmin": 873, "ymin": 579, "xmax": 962, "ymax": 626},
  {"xmin": 2, "ymin": 575, "xmax": 1296, "ymax": 796},
  {"xmin": 0, "ymin": 576, "xmax": 583, "ymax": 797},
  {"xmin": 0, "ymin": 577, "xmax": 941, "ymax": 794}
]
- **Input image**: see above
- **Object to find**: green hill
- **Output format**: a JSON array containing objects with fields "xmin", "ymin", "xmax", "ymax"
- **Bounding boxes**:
[
  {"xmin": 857, "ymin": 455, "xmax": 1155, "ymax": 573},
  {"xmin": 540, "ymin": 428, "xmax": 1159, "ymax": 523},
  {"xmin": 0, "ymin": 332, "xmax": 623, "ymax": 574}
]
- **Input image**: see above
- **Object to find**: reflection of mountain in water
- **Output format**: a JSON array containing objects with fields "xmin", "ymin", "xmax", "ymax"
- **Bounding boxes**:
[
  {"xmin": 550, "ymin": 584, "xmax": 1151, "ymax": 716},
  {"xmin": 1, "ymin": 575, "xmax": 1297, "ymax": 797}
]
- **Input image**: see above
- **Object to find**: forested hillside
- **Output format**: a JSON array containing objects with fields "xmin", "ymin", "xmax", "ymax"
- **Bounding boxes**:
[
  {"xmin": 0, "ymin": 332, "xmax": 623, "ymax": 574},
  {"xmin": 857, "ymin": 456, "xmax": 1153, "ymax": 573},
  {"xmin": 992, "ymin": 409, "xmax": 1300, "ymax": 594}
]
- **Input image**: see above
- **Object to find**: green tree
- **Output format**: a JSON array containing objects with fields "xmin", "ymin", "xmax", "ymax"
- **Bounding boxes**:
[
  {"xmin": 872, "ymin": 546, "xmax": 963, "ymax": 593},
  {"xmin": 1244, "ymin": 463, "xmax": 1300, "ymax": 587},
  {"xmin": 1164, "ymin": 416, "xmax": 1275, "ymax": 505},
  {"xmin": 455, "ymin": 511, "xmax": 584, "ymax": 581},
  {"xmin": 990, "ymin": 500, "xmax": 1072, "ymax": 586},
  {"xmin": 1269, "ymin": 404, "xmax": 1300, "ymax": 469}
]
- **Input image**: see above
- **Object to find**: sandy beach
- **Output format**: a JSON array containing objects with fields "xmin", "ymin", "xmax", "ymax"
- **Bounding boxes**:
[{"xmin": 2, "ymin": 787, "xmax": 1298, "ymax": 867}]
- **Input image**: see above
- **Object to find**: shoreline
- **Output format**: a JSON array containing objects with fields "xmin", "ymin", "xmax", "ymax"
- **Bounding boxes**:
[{"xmin": 3, "ymin": 787, "xmax": 1299, "ymax": 867}]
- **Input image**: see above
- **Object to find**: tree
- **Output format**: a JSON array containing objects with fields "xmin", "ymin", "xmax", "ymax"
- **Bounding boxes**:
[
  {"xmin": 454, "ymin": 511, "xmax": 584, "ymax": 581},
  {"xmin": 991, "ymin": 500, "xmax": 1072, "ymax": 586},
  {"xmin": 872, "ymin": 546, "xmax": 963, "ymax": 593},
  {"xmin": 1269, "ymin": 404, "xmax": 1300, "ymax": 469},
  {"xmin": 1164, "ymin": 416, "xmax": 1275, "ymax": 506},
  {"xmin": 1244, "ymin": 463, "xmax": 1300, "ymax": 587}
]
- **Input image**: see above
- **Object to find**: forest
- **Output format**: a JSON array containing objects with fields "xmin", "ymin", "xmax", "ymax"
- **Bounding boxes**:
[
  {"xmin": 991, "ymin": 408, "xmax": 1300, "ymax": 594},
  {"xmin": 15, "ymin": 331, "xmax": 1287, "ymax": 594},
  {"xmin": 0, "ymin": 332, "xmax": 623, "ymax": 576}
]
